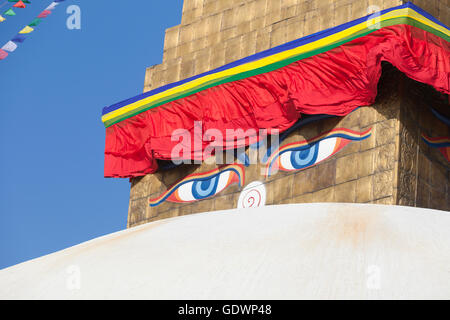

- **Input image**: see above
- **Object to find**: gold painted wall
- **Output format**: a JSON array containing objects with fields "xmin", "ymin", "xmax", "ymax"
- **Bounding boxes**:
[
  {"xmin": 127, "ymin": 0, "xmax": 449, "ymax": 228},
  {"xmin": 398, "ymin": 71, "xmax": 450, "ymax": 209}
]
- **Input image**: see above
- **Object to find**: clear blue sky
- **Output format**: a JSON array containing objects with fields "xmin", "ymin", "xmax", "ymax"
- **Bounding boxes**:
[{"xmin": 0, "ymin": 0, "xmax": 182, "ymax": 269}]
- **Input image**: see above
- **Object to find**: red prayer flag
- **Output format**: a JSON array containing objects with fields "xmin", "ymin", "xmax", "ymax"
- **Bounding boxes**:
[
  {"xmin": 13, "ymin": 0, "xmax": 26, "ymax": 8},
  {"xmin": 0, "ymin": 49, "xmax": 8, "ymax": 60}
]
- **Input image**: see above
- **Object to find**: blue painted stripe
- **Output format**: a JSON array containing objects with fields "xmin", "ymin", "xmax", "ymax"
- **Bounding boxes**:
[
  {"xmin": 431, "ymin": 107, "xmax": 450, "ymax": 127},
  {"xmin": 422, "ymin": 138, "xmax": 450, "ymax": 149}
]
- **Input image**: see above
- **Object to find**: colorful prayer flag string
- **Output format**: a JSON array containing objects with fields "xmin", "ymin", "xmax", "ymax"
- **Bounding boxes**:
[{"xmin": 0, "ymin": 0, "xmax": 66, "ymax": 60}]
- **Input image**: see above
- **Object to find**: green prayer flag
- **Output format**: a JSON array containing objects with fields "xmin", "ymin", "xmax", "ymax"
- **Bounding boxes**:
[
  {"xmin": 28, "ymin": 18, "xmax": 41, "ymax": 27},
  {"xmin": 3, "ymin": 8, "xmax": 16, "ymax": 16}
]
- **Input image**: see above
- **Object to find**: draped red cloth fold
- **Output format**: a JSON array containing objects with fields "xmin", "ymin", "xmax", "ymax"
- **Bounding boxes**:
[{"xmin": 105, "ymin": 25, "xmax": 449, "ymax": 178}]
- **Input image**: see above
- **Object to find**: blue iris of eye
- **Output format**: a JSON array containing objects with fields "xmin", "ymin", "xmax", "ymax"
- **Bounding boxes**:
[
  {"xmin": 192, "ymin": 176, "xmax": 219, "ymax": 199},
  {"xmin": 288, "ymin": 143, "xmax": 319, "ymax": 169}
]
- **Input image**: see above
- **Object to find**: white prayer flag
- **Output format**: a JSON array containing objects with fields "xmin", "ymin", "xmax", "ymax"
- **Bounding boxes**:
[
  {"xmin": 45, "ymin": 2, "xmax": 59, "ymax": 11},
  {"xmin": 2, "ymin": 41, "xmax": 18, "ymax": 53}
]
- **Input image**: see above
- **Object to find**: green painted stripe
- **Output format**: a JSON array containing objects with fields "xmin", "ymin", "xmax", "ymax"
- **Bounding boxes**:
[{"xmin": 104, "ymin": 19, "xmax": 448, "ymax": 127}]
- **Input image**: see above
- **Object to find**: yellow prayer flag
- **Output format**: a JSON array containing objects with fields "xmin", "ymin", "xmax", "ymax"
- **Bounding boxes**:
[{"xmin": 19, "ymin": 25, "xmax": 34, "ymax": 34}]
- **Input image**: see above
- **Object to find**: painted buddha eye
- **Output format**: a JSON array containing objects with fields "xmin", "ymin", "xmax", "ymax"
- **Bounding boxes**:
[
  {"xmin": 266, "ymin": 128, "xmax": 371, "ymax": 176},
  {"xmin": 149, "ymin": 164, "xmax": 245, "ymax": 207}
]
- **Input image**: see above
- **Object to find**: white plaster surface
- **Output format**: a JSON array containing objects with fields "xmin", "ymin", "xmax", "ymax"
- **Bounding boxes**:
[{"xmin": 1, "ymin": 203, "xmax": 449, "ymax": 299}]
